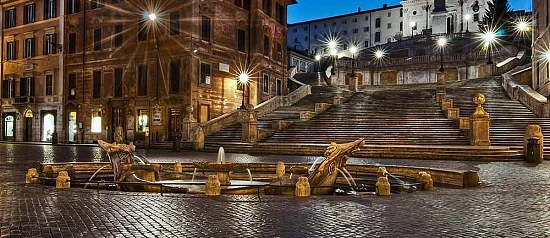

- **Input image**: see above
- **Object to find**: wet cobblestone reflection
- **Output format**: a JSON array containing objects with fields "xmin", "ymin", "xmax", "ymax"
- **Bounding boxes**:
[{"xmin": 0, "ymin": 144, "xmax": 549, "ymax": 237}]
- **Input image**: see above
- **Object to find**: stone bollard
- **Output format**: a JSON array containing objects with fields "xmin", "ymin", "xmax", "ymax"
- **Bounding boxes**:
[
  {"xmin": 56, "ymin": 171, "xmax": 71, "ymax": 189},
  {"xmin": 43, "ymin": 165, "xmax": 54, "ymax": 185},
  {"xmin": 276, "ymin": 161, "xmax": 285, "ymax": 179},
  {"xmin": 295, "ymin": 177, "xmax": 311, "ymax": 197},
  {"xmin": 26, "ymin": 168, "xmax": 39, "ymax": 184},
  {"xmin": 174, "ymin": 162, "xmax": 183, "ymax": 173},
  {"xmin": 205, "ymin": 175, "xmax": 221, "ymax": 196},
  {"xmin": 377, "ymin": 167, "xmax": 387, "ymax": 179},
  {"xmin": 376, "ymin": 176, "xmax": 391, "ymax": 196},
  {"xmin": 64, "ymin": 164, "xmax": 76, "ymax": 181},
  {"xmin": 524, "ymin": 125, "xmax": 544, "ymax": 163},
  {"xmin": 418, "ymin": 172, "xmax": 434, "ymax": 191}
]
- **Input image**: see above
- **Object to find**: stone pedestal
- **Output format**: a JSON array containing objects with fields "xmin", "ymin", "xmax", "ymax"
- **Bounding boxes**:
[
  {"xmin": 64, "ymin": 164, "xmax": 76, "ymax": 181},
  {"xmin": 348, "ymin": 76, "xmax": 359, "ymax": 92},
  {"xmin": 26, "ymin": 168, "xmax": 39, "ymax": 184},
  {"xmin": 276, "ymin": 161, "xmax": 285, "ymax": 179},
  {"xmin": 182, "ymin": 105, "xmax": 198, "ymax": 141},
  {"xmin": 469, "ymin": 93, "xmax": 491, "ymax": 146},
  {"xmin": 241, "ymin": 110, "xmax": 258, "ymax": 143},
  {"xmin": 191, "ymin": 126, "xmax": 204, "ymax": 150},
  {"xmin": 295, "ymin": 177, "xmax": 311, "ymax": 197},
  {"xmin": 524, "ymin": 125, "xmax": 544, "ymax": 162},
  {"xmin": 174, "ymin": 162, "xmax": 182, "ymax": 173},
  {"xmin": 329, "ymin": 75, "xmax": 339, "ymax": 86},
  {"xmin": 446, "ymin": 108, "xmax": 460, "ymax": 120},
  {"xmin": 376, "ymin": 176, "xmax": 391, "ymax": 196},
  {"xmin": 56, "ymin": 171, "xmax": 70, "ymax": 189},
  {"xmin": 205, "ymin": 175, "xmax": 221, "ymax": 196},
  {"xmin": 441, "ymin": 98, "xmax": 453, "ymax": 111}
]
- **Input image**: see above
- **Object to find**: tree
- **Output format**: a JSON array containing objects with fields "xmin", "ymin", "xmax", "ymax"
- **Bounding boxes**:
[{"xmin": 479, "ymin": 0, "xmax": 512, "ymax": 34}]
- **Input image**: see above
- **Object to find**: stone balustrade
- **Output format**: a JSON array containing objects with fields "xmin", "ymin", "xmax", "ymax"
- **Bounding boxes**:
[{"xmin": 503, "ymin": 74, "xmax": 550, "ymax": 118}]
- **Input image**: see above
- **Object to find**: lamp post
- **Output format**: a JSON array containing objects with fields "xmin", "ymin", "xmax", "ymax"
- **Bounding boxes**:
[
  {"xmin": 516, "ymin": 21, "xmax": 529, "ymax": 51},
  {"xmin": 148, "ymin": 13, "xmax": 159, "ymax": 100},
  {"xmin": 349, "ymin": 45, "xmax": 358, "ymax": 77},
  {"xmin": 315, "ymin": 54, "xmax": 322, "ymax": 85},
  {"xmin": 373, "ymin": 50, "xmax": 384, "ymax": 85},
  {"xmin": 328, "ymin": 41, "xmax": 337, "ymax": 75},
  {"xmin": 437, "ymin": 37, "xmax": 447, "ymax": 72},
  {"xmin": 482, "ymin": 31, "xmax": 496, "ymax": 65},
  {"xmin": 410, "ymin": 21, "xmax": 416, "ymax": 38},
  {"xmin": 315, "ymin": 54, "xmax": 321, "ymax": 72},
  {"xmin": 238, "ymin": 73, "xmax": 249, "ymax": 109},
  {"xmin": 464, "ymin": 14, "xmax": 471, "ymax": 33}
]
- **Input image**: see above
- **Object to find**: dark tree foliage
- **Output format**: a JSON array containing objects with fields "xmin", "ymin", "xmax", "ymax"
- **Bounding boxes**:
[{"xmin": 479, "ymin": 0, "xmax": 512, "ymax": 35}]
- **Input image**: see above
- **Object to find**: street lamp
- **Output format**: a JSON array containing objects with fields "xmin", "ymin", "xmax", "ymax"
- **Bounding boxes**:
[
  {"xmin": 437, "ymin": 37, "xmax": 447, "ymax": 72},
  {"xmin": 238, "ymin": 73, "xmax": 249, "ymax": 109},
  {"xmin": 328, "ymin": 41, "xmax": 338, "ymax": 75},
  {"xmin": 372, "ymin": 50, "xmax": 384, "ymax": 85},
  {"xmin": 482, "ymin": 31, "xmax": 496, "ymax": 64},
  {"xmin": 315, "ymin": 54, "xmax": 321, "ymax": 72},
  {"xmin": 349, "ymin": 45, "xmax": 358, "ymax": 77},
  {"xmin": 410, "ymin": 21, "xmax": 416, "ymax": 38},
  {"xmin": 464, "ymin": 14, "xmax": 471, "ymax": 33},
  {"xmin": 148, "ymin": 12, "xmax": 159, "ymax": 100},
  {"xmin": 315, "ymin": 54, "xmax": 322, "ymax": 85}
]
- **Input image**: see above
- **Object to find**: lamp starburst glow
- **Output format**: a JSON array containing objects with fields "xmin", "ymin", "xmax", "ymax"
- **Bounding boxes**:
[
  {"xmin": 375, "ymin": 50, "xmax": 384, "ymax": 59},
  {"xmin": 350, "ymin": 46, "xmax": 358, "ymax": 54},
  {"xmin": 328, "ymin": 41, "xmax": 337, "ymax": 49},
  {"xmin": 437, "ymin": 38, "xmax": 447, "ymax": 47},
  {"xmin": 315, "ymin": 55, "xmax": 321, "ymax": 61},
  {"xmin": 517, "ymin": 21, "xmax": 528, "ymax": 32},
  {"xmin": 148, "ymin": 13, "xmax": 157, "ymax": 21},
  {"xmin": 238, "ymin": 73, "xmax": 249, "ymax": 84}
]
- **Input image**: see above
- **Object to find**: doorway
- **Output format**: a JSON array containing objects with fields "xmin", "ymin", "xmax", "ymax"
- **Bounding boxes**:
[
  {"xmin": 3, "ymin": 113, "xmax": 15, "ymax": 141},
  {"xmin": 42, "ymin": 113, "xmax": 55, "ymax": 142},
  {"xmin": 169, "ymin": 108, "xmax": 181, "ymax": 140},
  {"xmin": 68, "ymin": 112, "xmax": 77, "ymax": 142}
]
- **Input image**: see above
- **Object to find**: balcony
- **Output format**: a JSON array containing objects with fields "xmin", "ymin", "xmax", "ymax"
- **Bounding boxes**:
[{"xmin": 14, "ymin": 96, "xmax": 35, "ymax": 105}]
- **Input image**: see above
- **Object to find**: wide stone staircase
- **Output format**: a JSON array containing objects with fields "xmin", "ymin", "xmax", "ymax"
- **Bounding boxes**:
[
  {"xmin": 446, "ymin": 77, "xmax": 550, "ymax": 155},
  {"xmin": 204, "ymin": 86, "xmax": 345, "ymax": 145},
  {"xmin": 264, "ymin": 87, "xmax": 468, "ymax": 145}
]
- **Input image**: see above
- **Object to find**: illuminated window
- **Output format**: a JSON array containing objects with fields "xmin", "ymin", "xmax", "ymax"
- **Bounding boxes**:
[
  {"xmin": 91, "ymin": 110, "xmax": 102, "ymax": 133},
  {"xmin": 4, "ymin": 115, "xmax": 14, "ymax": 136},
  {"xmin": 138, "ymin": 109, "xmax": 148, "ymax": 132}
]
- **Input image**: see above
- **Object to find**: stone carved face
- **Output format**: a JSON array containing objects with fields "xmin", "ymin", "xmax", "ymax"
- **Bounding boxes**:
[{"xmin": 473, "ymin": 93, "xmax": 485, "ymax": 106}]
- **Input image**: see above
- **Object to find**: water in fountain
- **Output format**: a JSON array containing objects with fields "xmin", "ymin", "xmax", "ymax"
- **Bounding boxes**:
[
  {"xmin": 83, "ymin": 164, "xmax": 111, "ymax": 189},
  {"xmin": 246, "ymin": 168, "xmax": 253, "ymax": 181},
  {"xmin": 342, "ymin": 168, "xmax": 357, "ymax": 186},
  {"xmin": 308, "ymin": 156, "xmax": 325, "ymax": 174},
  {"xmin": 336, "ymin": 168, "xmax": 354, "ymax": 189},
  {"xmin": 386, "ymin": 171, "xmax": 405, "ymax": 185},
  {"xmin": 191, "ymin": 168, "xmax": 198, "ymax": 182},
  {"xmin": 217, "ymin": 147, "xmax": 225, "ymax": 164}
]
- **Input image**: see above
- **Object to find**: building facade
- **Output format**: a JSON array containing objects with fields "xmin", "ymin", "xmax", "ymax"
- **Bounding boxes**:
[
  {"xmin": 287, "ymin": 0, "xmax": 491, "ymax": 58},
  {"xmin": 1, "ymin": 0, "xmax": 295, "ymax": 143},
  {"xmin": 1, "ymin": 0, "xmax": 64, "ymax": 142},
  {"xmin": 533, "ymin": 0, "xmax": 549, "ymax": 96}
]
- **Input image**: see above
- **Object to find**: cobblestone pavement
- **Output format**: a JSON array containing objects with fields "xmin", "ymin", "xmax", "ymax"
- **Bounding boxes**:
[{"xmin": 1, "ymin": 144, "xmax": 549, "ymax": 237}]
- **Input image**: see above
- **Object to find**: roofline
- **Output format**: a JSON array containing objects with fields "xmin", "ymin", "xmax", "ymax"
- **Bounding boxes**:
[{"xmin": 288, "ymin": 4, "xmax": 402, "ymax": 26}]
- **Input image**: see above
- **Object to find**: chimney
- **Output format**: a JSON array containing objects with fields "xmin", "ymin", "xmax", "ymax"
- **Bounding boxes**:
[
  {"xmin": 358, "ymin": 7, "xmax": 361, "ymax": 12},
  {"xmin": 383, "ymin": 4, "xmax": 387, "ymax": 8}
]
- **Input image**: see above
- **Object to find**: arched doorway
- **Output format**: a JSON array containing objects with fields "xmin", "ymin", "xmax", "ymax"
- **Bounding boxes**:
[
  {"xmin": 23, "ymin": 109, "xmax": 33, "ymax": 142},
  {"xmin": 3, "ymin": 114, "xmax": 15, "ymax": 141}
]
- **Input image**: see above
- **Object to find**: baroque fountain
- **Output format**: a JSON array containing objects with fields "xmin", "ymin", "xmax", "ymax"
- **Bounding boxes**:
[{"xmin": 27, "ymin": 138, "xmax": 479, "ymax": 196}]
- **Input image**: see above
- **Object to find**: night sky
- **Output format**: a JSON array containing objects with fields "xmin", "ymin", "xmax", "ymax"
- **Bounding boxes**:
[{"xmin": 288, "ymin": 0, "xmax": 533, "ymax": 24}]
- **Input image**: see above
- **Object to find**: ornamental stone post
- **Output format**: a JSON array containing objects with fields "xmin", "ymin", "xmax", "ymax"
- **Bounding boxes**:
[
  {"xmin": 276, "ymin": 161, "xmax": 285, "ymax": 179},
  {"xmin": 26, "ymin": 168, "xmax": 39, "ymax": 184},
  {"xmin": 56, "ymin": 171, "xmax": 70, "ymax": 189},
  {"xmin": 348, "ymin": 76, "xmax": 359, "ymax": 92},
  {"xmin": 182, "ymin": 105, "xmax": 198, "ymax": 141},
  {"xmin": 295, "ymin": 177, "xmax": 311, "ymax": 197},
  {"xmin": 241, "ymin": 106, "xmax": 258, "ymax": 143},
  {"xmin": 376, "ymin": 176, "xmax": 391, "ymax": 196},
  {"xmin": 205, "ymin": 175, "xmax": 221, "ymax": 196},
  {"xmin": 469, "ymin": 93, "xmax": 490, "ymax": 146}
]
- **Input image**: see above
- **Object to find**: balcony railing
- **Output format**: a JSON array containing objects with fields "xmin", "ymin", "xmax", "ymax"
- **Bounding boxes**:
[{"xmin": 14, "ymin": 96, "xmax": 35, "ymax": 104}]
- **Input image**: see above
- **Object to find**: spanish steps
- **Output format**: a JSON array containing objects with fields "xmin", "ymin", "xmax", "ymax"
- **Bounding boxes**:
[
  {"xmin": 203, "ymin": 73, "xmax": 550, "ymax": 160},
  {"xmin": 446, "ymin": 77, "xmax": 550, "ymax": 155}
]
